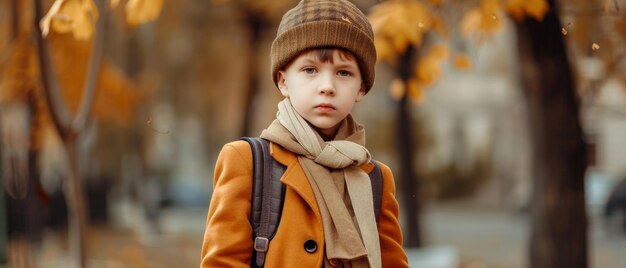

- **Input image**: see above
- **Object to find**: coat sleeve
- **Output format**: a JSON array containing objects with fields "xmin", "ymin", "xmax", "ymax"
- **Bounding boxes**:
[
  {"xmin": 377, "ymin": 162, "xmax": 409, "ymax": 267},
  {"xmin": 200, "ymin": 141, "xmax": 254, "ymax": 268}
]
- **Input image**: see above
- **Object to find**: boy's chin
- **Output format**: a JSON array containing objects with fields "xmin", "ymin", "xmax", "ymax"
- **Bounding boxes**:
[{"xmin": 308, "ymin": 120, "xmax": 340, "ymax": 131}]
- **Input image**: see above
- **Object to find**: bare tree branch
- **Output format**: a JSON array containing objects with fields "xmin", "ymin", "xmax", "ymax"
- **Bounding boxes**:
[
  {"xmin": 73, "ymin": 0, "xmax": 105, "ymax": 132},
  {"xmin": 34, "ymin": 0, "xmax": 72, "ymax": 139}
]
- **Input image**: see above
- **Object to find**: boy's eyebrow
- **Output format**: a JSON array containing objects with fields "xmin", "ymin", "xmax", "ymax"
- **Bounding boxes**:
[{"xmin": 335, "ymin": 63, "xmax": 358, "ymax": 69}]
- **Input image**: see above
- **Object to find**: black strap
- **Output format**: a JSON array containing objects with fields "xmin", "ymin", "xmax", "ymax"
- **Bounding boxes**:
[
  {"xmin": 243, "ymin": 137, "xmax": 383, "ymax": 267},
  {"xmin": 242, "ymin": 137, "xmax": 285, "ymax": 268},
  {"xmin": 370, "ymin": 160, "xmax": 383, "ymax": 224}
]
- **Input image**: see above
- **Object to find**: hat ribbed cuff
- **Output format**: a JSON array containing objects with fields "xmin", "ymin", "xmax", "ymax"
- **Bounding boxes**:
[{"xmin": 271, "ymin": 20, "xmax": 376, "ymax": 93}]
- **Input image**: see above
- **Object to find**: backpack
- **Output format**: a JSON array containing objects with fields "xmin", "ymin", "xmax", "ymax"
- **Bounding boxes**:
[{"xmin": 242, "ymin": 137, "xmax": 383, "ymax": 267}]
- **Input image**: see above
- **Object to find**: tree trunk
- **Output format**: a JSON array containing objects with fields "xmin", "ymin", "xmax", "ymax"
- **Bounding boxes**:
[
  {"xmin": 515, "ymin": 1, "xmax": 588, "ymax": 267},
  {"xmin": 34, "ymin": 0, "xmax": 105, "ymax": 266},
  {"xmin": 396, "ymin": 46, "xmax": 421, "ymax": 247},
  {"xmin": 10, "ymin": 0, "xmax": 18, "ymax": 39},
  {"xmin": 64, "ymin": 136, "xmax": 88, "ymax": 267}
]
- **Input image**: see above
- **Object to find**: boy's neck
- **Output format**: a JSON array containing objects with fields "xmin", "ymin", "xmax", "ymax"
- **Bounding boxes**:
[
  {"xmin": 311, "ymin": 123, "xmax": 340, "ymax": 141},
  {"xmin": 316, "ymin": 129, "xmax": 335, "ymax": 141}
]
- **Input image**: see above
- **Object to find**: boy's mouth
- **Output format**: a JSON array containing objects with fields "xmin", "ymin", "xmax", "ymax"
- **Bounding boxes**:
[{"xmin": 315, "ymin": 103, "xmax": 336, "ymax": 112}]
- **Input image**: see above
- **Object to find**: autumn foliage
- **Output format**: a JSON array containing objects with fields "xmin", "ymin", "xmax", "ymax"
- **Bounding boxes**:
[
  {"xmin": 368, "ymin": 0, "xmax": 550, "ymax": 102},
  {"xmin": 0, "ymin": 0, "xmax": 164, "ymax": 266},
  {"xmin": 40, "ymin": 0, "xmax": 163, "ymax": 41}
]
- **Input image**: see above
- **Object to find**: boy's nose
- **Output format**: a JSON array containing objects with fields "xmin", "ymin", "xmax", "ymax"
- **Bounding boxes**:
[{"xmin": 318, "ymin": 73, "xmax": 336, "ymax": 96}]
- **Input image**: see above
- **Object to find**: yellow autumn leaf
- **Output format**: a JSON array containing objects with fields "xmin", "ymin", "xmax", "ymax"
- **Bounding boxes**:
[
  {"xmin": 480, "ymin": 0, "xmax": 502, "ymax": 27},
  {"xmin": 374, "ymin": 38, "xmax": 397, "ymax": 66},
  {"xmin": 506, "ymin": 0, "xmax": 525, "ymax": 20},
  {"xmin": 47, "ymin": 33, "xmax": 92, "ymax": 113},
  {"xmin": 391, "ymin": 34, "xmax": 410, "ymax": 55},
  {"xmin": 461, "ymin": 9, "xmax": 481, "ymax": 37},
  {"xmin": 369, "ymin": 11, "xmax": 391, "ymax": 34},
  {"xmin": 416, "ymin": 44, "xmax": 449, "ymax": 86},
  {"xmin": 429, "ymin": 43, "xmax": 450, "ymax": 59},
  {"xmin": 40, "ymin": 0, "xmax": 67, "ymax": 36},
  {"xmin": 95, "ymin": 60, "xmax": 144, "ymax": 125},
  {"xmin": 369, "ymin": 1, "xmax": 401, "ymax": 32},
  {"xmin": 369, "ymin": 0, "xmax": 433, "ymax": 56},
  {"xmin": 461, "ymin": 0, "xmax": 502, "ymax": 40},
  {"xmin": 46, "ymin": 32, "xmax": 142, "ymax": 124},
  {"xmin": 452, "ymin": 53, "xmax": 472, "ymax": 70},
  {"xmin": 430, "ymin": 15, "xmax": 449, "ymax": 39},
  {"xmin": 505, "ymin": 0, "xmax": 548, "ymax": 21},
  {"xmin": 126, "ymin": 0, "xmax": 164, "ymax": 27},
  {"xmin": 407, "ymin": 78, "xmax": 424, "ymax": 103},
  {"xmin": 40, "ymin": 0, "xmax": 99, "ymax": 40},
  {"xmin": 75, "ymin": 0, "xmax": 98, "ymax": 40},
  {"xmin": 524, "ymin": 0, "xmax": 549, "ymax": 21},
  {"xmin": 592, "ymin": 43, "xmax": 600, "ymax": 50},
  {"xmin": 389, "ymin": 78, "xmax": 405, "ymax": 100},
  {"xmin": 416, "ymin": 59, "xmax": 441, "ymax": 86}
]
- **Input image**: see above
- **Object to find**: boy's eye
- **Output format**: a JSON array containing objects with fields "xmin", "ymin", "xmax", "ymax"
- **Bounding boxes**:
[
  {"xmin": 303, "ymin": 67, "xmax": 317, "ymax": 74},
  {"xmin": 338, "ymin": 70, "xmax": 351, "ymax": 77}
]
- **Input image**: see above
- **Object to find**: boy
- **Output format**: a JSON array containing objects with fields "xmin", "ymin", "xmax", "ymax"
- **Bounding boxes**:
[{"xmin": 200, "ymin": 0, "xmax": 408, "ymax": 267}]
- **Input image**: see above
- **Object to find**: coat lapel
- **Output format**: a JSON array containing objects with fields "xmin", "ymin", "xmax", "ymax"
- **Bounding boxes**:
[
  {"xmin": 270, "ymin": 143, "xmax": 319, "ymax": 212},
  {"xmin": 269, "ymin": 142, "xmax": 376, "ymax": 214}
]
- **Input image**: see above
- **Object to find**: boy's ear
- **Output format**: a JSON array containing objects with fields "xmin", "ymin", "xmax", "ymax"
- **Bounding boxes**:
[
  {"xmin": 355, "ymin": 83, "xmax": 365, "ymax": 102},
  {"xmin": 277, "ymin": 71, "xmax": 289, "ymax": 97}
]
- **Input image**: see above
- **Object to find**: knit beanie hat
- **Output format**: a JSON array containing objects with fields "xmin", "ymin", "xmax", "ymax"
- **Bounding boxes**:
[{"xmin": 271, "ymin": 0, "xmax": 377, "ymax": 93}]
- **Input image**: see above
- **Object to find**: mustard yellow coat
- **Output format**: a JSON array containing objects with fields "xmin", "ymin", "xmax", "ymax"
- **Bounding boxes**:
[{"xmin": 200, "ymin": 141, "xmax": 409, "ymax": 267}]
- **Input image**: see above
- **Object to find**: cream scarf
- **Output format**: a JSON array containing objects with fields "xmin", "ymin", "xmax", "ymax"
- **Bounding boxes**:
[{"xmin": 260, "ymin": 98, "xmax": 381, "ymax": 268}]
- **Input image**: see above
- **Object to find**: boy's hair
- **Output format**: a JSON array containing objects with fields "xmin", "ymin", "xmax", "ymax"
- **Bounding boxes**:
[
  {"xmin": 270, "ymin": 0, "xmax": 376, "ymax": 93},
  {"xmin": 281, "ymin": 48, "xmax": 357, "ymax": 70}
]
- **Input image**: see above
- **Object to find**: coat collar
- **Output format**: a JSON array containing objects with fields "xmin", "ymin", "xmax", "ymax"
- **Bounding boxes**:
[
  {"xmin": 269, "ymin": 142, "xmax": 375, "ymax": 211},
  {"xmin": 270, "ymin": 142, "xmax": 317, "ymax": 211}
]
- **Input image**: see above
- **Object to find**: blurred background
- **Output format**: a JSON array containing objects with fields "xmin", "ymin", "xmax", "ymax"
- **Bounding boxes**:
[{"xmin": 1, "ymin": 0, "xmax": 626, "ymax": 267}]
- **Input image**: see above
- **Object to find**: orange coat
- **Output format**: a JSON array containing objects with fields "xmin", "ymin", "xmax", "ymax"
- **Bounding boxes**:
[{"xmin": 200, "ymin": 141, "xmax": 409, "ymax": 267}]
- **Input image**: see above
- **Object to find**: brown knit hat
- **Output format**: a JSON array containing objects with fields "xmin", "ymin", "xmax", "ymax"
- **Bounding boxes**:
[{"xmin": 271, "ymin": 0, "xmax": 376, "ymax": 93}]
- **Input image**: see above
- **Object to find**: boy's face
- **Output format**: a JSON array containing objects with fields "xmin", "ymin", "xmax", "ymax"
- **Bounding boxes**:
[{"xmin": 277, "ymin": 49, "xmax": 365, "ymax": 138}]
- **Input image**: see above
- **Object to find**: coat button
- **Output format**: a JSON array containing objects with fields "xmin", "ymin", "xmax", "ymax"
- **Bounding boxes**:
[
  {"xmin": 303, "ymin": 239, "xmax": 317, "ymax": 253},
  {"xmin": 329, "ymin": 259, "xmax": 339, "ymax": 266}
]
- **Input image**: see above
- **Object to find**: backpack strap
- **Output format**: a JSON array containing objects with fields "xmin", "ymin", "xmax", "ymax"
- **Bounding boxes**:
[
  {"xmin": 370, "ymin": 160, "xmax": 383, "ymax": 224},
  {"xmin": 241, "ymin": 137, "xmax": 286, "ymax": 268}
]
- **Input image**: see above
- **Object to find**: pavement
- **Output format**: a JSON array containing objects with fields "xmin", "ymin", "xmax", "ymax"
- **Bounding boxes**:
[{"xmin": 421, "ymin": 202, "xmax": 626, "ymax": 268}]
